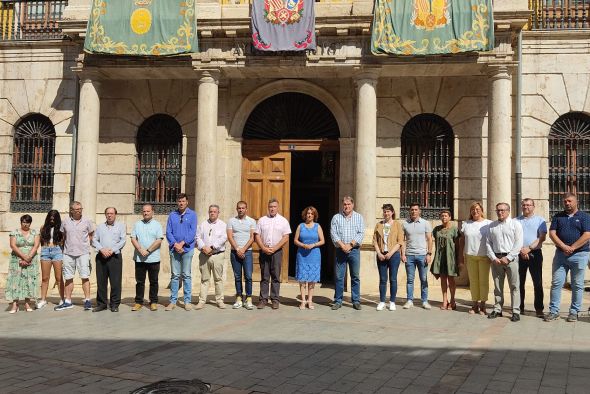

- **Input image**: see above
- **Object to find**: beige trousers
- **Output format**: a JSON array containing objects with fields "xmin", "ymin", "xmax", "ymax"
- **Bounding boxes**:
[{"xmin": 198, "ymin": 252, "xmax": 225, "ymax": 303}]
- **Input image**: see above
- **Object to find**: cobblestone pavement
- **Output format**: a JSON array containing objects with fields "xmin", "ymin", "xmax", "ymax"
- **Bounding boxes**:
[{"xmin": 1, "ymin": 284, "xmax": 590, "ymax": 394}]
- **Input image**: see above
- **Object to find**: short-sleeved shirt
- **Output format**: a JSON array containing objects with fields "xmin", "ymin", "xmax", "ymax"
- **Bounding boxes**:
[
  {"xmin": 402, "ymin": 217, "xmax": 432, "ymax": 256},
  {"xmin": 227, "ymin": 216, "xmax": 256, "ymax": 250},
  {"xmin": 516, "ymin": 214, "xmax": 547, "ymax": 248},
  {"xmin": 460, "ymin": 219, "xmax": 492, "ymax": 257},
  {"xmin": 550, "ymin": 210, "xmax": 590, "ymax": 253},
  {"xmin": 255, "ymin": 214, "xmax": 291, "ymax": 247},
  {"xmin": 131, "ymin": 219, "xmax": 164, "ymax": 263},
  {"xmin": 60, "ymin": 216, "xmax": 94, "ymax": 256}
]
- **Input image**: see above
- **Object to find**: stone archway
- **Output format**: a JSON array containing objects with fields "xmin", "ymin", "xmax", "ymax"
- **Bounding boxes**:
[{"xmin": 229, "ymin": 79, "xmax": 352, "ymax": 139}]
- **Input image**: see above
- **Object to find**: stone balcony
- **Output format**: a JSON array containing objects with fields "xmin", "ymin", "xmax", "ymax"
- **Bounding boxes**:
[{"xmin": 53, "ymin": 0, "xmax": 530, "ymax": 80}]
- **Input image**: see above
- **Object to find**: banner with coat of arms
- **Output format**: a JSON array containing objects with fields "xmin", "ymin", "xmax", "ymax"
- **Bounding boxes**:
[
  {"xmin": 371, "ymin": 0, "xmax": 494, "ymax": 56},
  {"xmin": 84, "ymin": 0, "xmax": 198, "ymax": 56},
  {"xmin": 251, "ymin": 0, "xmax": 316, "ymax": 51}
]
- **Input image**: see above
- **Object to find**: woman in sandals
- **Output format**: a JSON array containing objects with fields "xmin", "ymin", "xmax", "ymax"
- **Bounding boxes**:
[
  {"xmin": 431, "ymin": 210, "xmax": 460, "ymax": 310},
  {"xmin": 294, "ymin": 206, "xmax": 325, "ymax": 310},
  {"xmin": 459, "ymin": 202, "xmax": 492, "ymax": 315},
  {"xmin": 6, "ymin": 215, "xmax": 40, "ymax": 313}
]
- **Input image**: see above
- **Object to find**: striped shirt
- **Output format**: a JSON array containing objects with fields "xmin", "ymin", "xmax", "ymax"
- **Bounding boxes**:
[{"xmin": 330, "ymin": 211, "xmax": 364, "ymax": 247}]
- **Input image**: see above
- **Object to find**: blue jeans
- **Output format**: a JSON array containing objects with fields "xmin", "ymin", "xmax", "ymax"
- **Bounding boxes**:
[
  {"xmin": 170, "ymin": 249, "xmax": 194, "ymax": 304},
  {"xmin": 230, "ymin": 250, "xmax": 253, "ymax": 297},
  {"xmin": 334, "ymin": 248, "xmax": 360, "ymax": 304},
  {"xmin": 405, "ymin": 255, "xmax": 429, "ymax": 303},
  {"xmin": 549, "ymin": 250, "xmax": 589, "ymax": 315},
  {"xmin": 377, "ymin": 251, "xmax": 401, "ymax": 302}
]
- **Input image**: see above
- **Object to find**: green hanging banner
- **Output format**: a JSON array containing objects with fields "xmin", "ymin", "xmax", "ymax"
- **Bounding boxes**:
[
  {"xmin": 371, "ymin": 0, "xmax": 494, "ymax": 56},
  {"xmin": 84, "ymin": 0, "xmax": 198, "ymax": 56}
]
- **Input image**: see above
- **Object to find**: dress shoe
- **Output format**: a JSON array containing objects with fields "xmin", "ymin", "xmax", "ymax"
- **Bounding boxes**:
[
  {"xmin": 110, "ymin": 306, "xmax": 119, "ymax": 312},
  {"xmin": 131, "ymin": 303, "xmax": 143, "ymax": 311},
  {"xmin": 331, "ymin": 303, "xmax": 342, "ymax": 310},
  {"xmin": 92, "ymin": 305, "xmax": 108, "ymax": 313},
  {"xmin": 353, "ymin": 302, "xmax": 362, "ymax": 310},
  {"xmin": 271, "ymin": 300, "xmax": 280, "ymax": 310},
  {"xmin": 150, "ymin": 303, "xmax": 158, "ymax": 311},
  {"xmin": 510, "ymin": 313, "xmax": 520, "ymax": 322},
  {"xmin": 535, "ymin": 310, "xmax": 545, "ymax": 318},
  {"xmin": 257, "ymin": 300, "xmax": 267, "ymax": 309},
  {"xmin": 487, "ymin": 311, "xmax": 503, "ymax": 319}
]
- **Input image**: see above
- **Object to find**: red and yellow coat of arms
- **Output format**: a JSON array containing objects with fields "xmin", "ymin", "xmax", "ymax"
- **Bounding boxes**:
[
  {"xmin": 264, "ymin": 0, "xmax": 304, "ymax": 25},
  {"xmin": 411, "ymin": 0, "xmax": 451, "ymax": 31}
]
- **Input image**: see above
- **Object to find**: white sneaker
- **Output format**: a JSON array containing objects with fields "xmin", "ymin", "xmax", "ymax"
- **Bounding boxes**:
[
  {"xmin": 36, "ymin": 300, "xmax": 47, "ymax": 309},
  {"xmin": 403, "ymin": 300, "xmax": 413, "ymax": 309},
  {"xmin": 423, "ymin": 301, "xmax": 432, "ymax": 310},
  {"xmin": 389, "ymin": 302, "xmax": 396, "ymax": 311},
  {"xmin": 232, "ymin": 298, "xmax": 243, "ymax": 309},
  {"xmin": 376, "ymin": 302, "xmax": 385, "ymax": 311}
]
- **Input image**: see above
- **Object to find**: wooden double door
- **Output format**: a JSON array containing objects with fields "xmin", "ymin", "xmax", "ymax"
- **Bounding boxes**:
[{"xmin": 241, "ymin": 140, "xmax": 338, "ymax": 283}]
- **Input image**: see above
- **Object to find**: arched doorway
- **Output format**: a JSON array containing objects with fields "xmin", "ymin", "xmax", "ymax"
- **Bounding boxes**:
[{"xmin": 241, "ymin": 92, "xmax": 340, "ymax": 283}]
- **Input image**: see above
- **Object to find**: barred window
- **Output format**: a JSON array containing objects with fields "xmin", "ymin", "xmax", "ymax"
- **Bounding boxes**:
[
  {"xmin": 10, "ymin": 113, "xmax": 56, "ymax": 212},
  {"xmin": 135, "ymin": 114, "xmax": 183, "ymax": 214},
  {"xmin": 549, "ymin": 112, "xmax": 590, "ymax": 217},
  {"xmin": 401, "ymin": 114, "xmax": 454, "ymax": 220}
]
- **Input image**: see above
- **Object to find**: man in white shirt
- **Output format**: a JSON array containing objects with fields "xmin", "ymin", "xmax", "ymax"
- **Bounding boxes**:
[
  {"xmin": 195, "ymin": 205, "xmax": 228, "ymax": 309},
  {"xmin": 255, "ymin": 198, "xmax": 291, "ymax": 310},
  {"xmin": 486, "ymin": 202, "xmax": 523, "ymax": 322}
]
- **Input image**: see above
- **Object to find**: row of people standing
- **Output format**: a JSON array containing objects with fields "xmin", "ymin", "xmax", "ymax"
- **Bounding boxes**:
[{"xmin": 5, "ymin": 193, "xmax": 589, "ymax": 319}]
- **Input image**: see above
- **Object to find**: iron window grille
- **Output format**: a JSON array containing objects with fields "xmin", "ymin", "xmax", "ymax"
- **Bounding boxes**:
[
  {"xmin": 10, "ymin": 113, "xmax": 56, "ymax": 212},
  {"xmin": 401, "ymin": 114, "xmax": 454, "ymax": 220},
  {"xmin": 548, "ymin": 112, "xmax": 590, "ymax": 218},
  {"xmin": 135, "ymin": 114, "xmax": 183, "ymax": 214}
]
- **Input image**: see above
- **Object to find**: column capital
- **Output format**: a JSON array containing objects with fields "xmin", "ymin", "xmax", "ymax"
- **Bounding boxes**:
[
  {"xmin": 198, "ymin": 69, "xmax": 221, "ymax": 85},
  {"xmin": 487, "ymin": 64, "xmax": 513, "ymax": 80},
  {"xmin": 353, "ymin": 68, "xmax": 380, "ymax": 89}
]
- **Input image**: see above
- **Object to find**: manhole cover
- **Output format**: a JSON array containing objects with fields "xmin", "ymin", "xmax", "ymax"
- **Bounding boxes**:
[{"xmin": 130, "ymin": 379, "xmax": 210, "ymax": 394}]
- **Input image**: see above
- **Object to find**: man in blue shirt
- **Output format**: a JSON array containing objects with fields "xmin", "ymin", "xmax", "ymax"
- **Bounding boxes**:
[
  {"xmin": 130, "ymin": 204, "xmax": 164, "ymax": 311},
  {"xmin": 516, "ymin": 198, "xmax": 547, "ymax": 317},
  {"xmin": 545, "ymin": 193, "xmax": 590, "ymax": 322},
  {"xmin": 165, "ymin": 193, "xmax": 197, "ymax": 311},
  {"xmin": 92, "ymin": 207, "xmax": 127, "ymax": 312}
]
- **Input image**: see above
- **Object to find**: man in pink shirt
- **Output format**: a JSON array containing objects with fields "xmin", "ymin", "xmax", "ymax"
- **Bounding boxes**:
[{"xmin": 255, "ymin": 198, "xmax": 291, "ymax": 309}]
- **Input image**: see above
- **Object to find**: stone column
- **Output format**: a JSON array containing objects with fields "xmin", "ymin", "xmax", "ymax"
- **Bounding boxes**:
[
  {"xmin": 487, "ymin": 65, "xmax": 513, "ymax": 215},
  {"xmin": 75, "ymin": 79, "xmax": 100, "ymax": 220},
  {"xmin": 354, "ymin": 71, "xmax": 379, "ymax": 241},
  {"xmin": 195, "ymin": 70, "xmax": 220, "ymax": 218}
]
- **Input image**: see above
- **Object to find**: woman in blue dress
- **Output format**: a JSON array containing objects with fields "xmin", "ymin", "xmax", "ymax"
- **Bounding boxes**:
[{"xmin": 294, "ymin": 206, "xmax": 325, "ymax": 310}]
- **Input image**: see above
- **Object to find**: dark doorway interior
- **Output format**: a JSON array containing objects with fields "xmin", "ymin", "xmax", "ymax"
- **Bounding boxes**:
[{"xmin": 288, "ymin": 151, "xmax": 338, "ymax": 284}]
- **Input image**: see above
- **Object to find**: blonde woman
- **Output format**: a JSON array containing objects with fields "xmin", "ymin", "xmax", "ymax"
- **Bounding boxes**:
[{"xmin": 459, "ymin": 202, "xmax": 492, "ymax": 315}]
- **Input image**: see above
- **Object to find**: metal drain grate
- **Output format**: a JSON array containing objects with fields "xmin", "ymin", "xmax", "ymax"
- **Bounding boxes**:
[{"xmin": 131, "ymin": 379, "xmax": 210, "ymax": 393}]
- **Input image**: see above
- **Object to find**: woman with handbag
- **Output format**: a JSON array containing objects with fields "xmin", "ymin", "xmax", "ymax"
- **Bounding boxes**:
[{"xmin": 6, "ymin": 214, "xmax": 40, "ymax": 313}]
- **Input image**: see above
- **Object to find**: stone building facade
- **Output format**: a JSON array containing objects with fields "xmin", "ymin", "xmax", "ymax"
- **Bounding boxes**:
[{"xmin": 0, "ymin": 0, "xmax": 588, "ymax": 295}]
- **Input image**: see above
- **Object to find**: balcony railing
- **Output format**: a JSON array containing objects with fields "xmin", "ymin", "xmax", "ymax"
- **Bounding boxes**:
[
  {"xmin": 530, "ymin": 0, "xmax": 590, "ymax": 29},
  {"xmin": 0, "ymin": 0, "xmax": 66, "ymax": 41}
]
